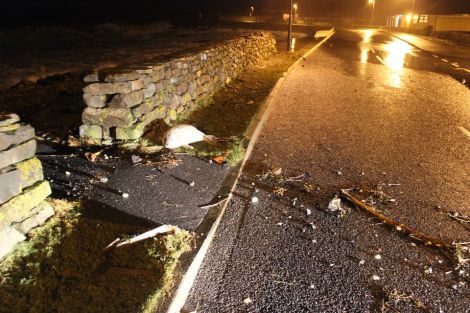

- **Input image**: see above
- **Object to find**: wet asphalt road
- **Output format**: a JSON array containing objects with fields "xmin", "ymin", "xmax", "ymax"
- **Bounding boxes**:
[{"xmin": 184, "ymin": 30, "xmax": 470, "ymax": 312}]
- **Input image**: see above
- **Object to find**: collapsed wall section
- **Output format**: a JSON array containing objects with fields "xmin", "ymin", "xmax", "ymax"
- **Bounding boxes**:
[
  {"xmin": 0, "ymin": 113, "xmax": 53, "ymax": 259},
  {"xmin": 79, "ymin": 32, "xmax": 277, "ymax": 144}
]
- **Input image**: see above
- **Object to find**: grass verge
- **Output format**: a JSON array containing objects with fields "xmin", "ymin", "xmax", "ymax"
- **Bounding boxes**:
[{"xmin": 0, "ymin": 199, "xmax": 192, "ymax": 313}]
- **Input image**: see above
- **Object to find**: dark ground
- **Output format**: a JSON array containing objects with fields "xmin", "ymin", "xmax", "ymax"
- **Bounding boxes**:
[{"xmin": 184, "ymin": 29, "xmax": 470, "ymax": 312}]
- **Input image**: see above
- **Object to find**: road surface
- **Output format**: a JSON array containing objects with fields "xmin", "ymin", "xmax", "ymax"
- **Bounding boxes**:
[{"xmin": 184, "ymin": 29, "xmax": 470, "ymax": 312}]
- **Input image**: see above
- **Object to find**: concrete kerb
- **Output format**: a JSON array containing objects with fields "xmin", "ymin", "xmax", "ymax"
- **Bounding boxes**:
[{"xmin": 165, "ymin": 29, "xmax": 335, "ymax": 313}]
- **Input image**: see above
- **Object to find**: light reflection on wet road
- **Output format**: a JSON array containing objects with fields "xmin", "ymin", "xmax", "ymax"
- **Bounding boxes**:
[{"xmin": 332, "ymin": 29, "xmax": 470, "ymax": 89}]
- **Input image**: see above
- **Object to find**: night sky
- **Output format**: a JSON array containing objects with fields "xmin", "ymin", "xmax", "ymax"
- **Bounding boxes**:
[{"xmin": 1, "ymin": 0, "xmax": 469, "ymax": 25}]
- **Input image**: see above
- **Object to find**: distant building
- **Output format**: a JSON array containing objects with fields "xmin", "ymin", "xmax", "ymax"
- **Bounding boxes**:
[{"xmin": 386, "ymin": 14, "xmax": 470, "ymax": 34}]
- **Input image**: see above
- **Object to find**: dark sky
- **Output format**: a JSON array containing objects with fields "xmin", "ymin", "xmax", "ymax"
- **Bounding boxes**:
[{"xmin": 1, "ymin": 0, "xmax": 469, "ymax": 25}]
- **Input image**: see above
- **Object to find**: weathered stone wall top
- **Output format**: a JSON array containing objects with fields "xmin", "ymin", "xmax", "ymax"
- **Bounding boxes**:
[{"xmin": 79, "ymin": 32, "xmax": 277, "ymax": 145}]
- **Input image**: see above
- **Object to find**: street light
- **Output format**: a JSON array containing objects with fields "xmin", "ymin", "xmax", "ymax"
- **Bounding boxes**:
[
  {"xmin": 293, "ymin": 3, "xmax": 298, "ymax": 14},
  {"xmin": 250, "ymin": 6, "xmax": 255, "ymax": 17},
  {"xmin": 368, "ymin": 0, "xmax": 375, "ymax": 26}
]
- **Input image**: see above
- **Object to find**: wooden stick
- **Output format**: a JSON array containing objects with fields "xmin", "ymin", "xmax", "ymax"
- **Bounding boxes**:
[
  {"xmin": 340, "ymin": 189, "xmax": 449, "ymax": 249},
  {"xmin": 110, "ymin": 225, "xmax": 179, "ymax": 248}
]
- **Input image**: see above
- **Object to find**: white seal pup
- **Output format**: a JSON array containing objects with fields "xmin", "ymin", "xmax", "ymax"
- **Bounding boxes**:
[{"xmin": 164, "ymin": 124, "xmax": 214, "ymax": 149}]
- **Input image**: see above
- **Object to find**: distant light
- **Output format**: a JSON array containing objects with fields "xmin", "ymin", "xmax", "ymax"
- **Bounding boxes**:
[
  {"xmin": 368, "ymin": 0, "xmax": 374, "ymax": 4},
  {"xmin": 406, "ymin": 14, "xmax": 412, "ymax": 22}
]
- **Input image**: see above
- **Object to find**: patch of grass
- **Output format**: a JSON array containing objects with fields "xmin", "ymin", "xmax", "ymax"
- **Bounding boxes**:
[
  {"xmin": 176, "ymin": 137, "xmax": 246, "ymax": 166},
  {"xmin": 0, "ymin": 199, "xmax": 192, "ymax": 313}
]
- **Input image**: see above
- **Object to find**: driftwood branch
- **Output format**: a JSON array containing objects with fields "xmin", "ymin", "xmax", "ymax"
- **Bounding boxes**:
[{"xmin": 340, "ymin": 189, "xmax": 449, "ymax": 249}]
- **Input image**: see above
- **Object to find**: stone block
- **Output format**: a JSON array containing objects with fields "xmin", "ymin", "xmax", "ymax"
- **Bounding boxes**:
[
  {"xmin": 15, "ymin": 157, "xmax": 44, "ymax": 190},
  {"xmin": 132, "ymin": 97, "xmax": 156, "ymax": 117},
  {"xmin": 0, "ymin": 227, "xmax": 26, "ymax": 260},
  {"xmin": 13, "ymin": 201, "xmax": 55, "ymax": 234},
  {"xmin": 116, "ymin": 122, "xmax": 146, "ymax": 140},
  {"xmin": 0, "ymin": 140, "xmax": 36, "ymax": 170},
  {"xmin": 104, "ymin": 71, "xmax": 139, "ymax": 83},
  {"xmin": 0, "ymin": 170, "xmax": 21, "ymax": 204},
  {"xmin": 0, "ymin": 123, "xmax": 20, "ymax": 133},
  {"xmin": 143, "ymin": 83, "xmax": 156, "ymax": 98},
  {"xmin": 83, "ymin": 80, "xmax": 143, "ymax": 95},
  {"xmin": 168, "ymin": 108, "xmax": 177, "ymax": 121},
  {"xmin": 83, "ymin": 72, "xmax": 100, "ymax": 83},
  {"xmin": 0, "ymin": 181, "xmax": 51, "ymax": 230},
  {"xmin": 176, "ymin": 82, "xmax": 188, "ymax": 95},
  {"xmin": 0, "ymin": 157, "xmax": 43, "ymax": 204},
  {"xmin": 0, "ymin": 113, "xmax": 20, "ymax": 127},
  {"xmin": 83, "ymin": 94, "xmax": 107, "ymax": 108},
  {"xmin": 108, "ymin": 90, "xmax": 144, "ymax": 108},
  {"xmin": 0, "ymin": 124, "xmax": 35, "ymax": 151},
  {"xmin": 181, "ymin": 92, "xmax": 192, "ymax": 105},
  {"xmin": 79, "ymin": 124, "xmax": 103, "ymax": 139},
  {"xmin": 82, "ymin": 108, "xmax": 136, "ymax": 128}
]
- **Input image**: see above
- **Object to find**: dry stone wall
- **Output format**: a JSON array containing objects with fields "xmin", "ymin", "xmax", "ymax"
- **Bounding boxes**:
[
  {"xmin": 0, "ymin": 113, "xmax": 53, "ymax": 259},
  {"xmin": 79, "ymin": 32, "xmax": 277, "ymax": 144}
]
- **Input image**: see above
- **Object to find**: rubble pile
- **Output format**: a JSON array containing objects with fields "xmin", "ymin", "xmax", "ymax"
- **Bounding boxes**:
[
  {"xmin": 0, "ymin": 113, "xmax": 53, "ymax": 259},
  {"xmin": 79, "ymin": 32, "xmax": 277, "ymax": 145}
]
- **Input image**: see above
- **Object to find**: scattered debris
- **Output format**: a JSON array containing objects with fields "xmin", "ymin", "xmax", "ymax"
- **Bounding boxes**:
[
  {"xmin": 424, "ymin": 266, "xmax": 433, "ymax": 274},
  {"xmin": 306, "ymin": 208, "xmax": 312, "ymax": 216},
  {"xmin": 372, "ymin": 275, "xmax": 380, "ymax": 281},
  {"xmin": 65, "ymin": 171, "xmax": 71, "ymax": 176},
  {"xmin": 327, "ymin": 195, "xmax": 349, "ymax": 217},
  {"xmin": 374, "ymin": 254, "xmax": 382, "ymax": 260},
  {"xmin": 251, "ymin": 196, "xmax": 259, "ymax": 203},
  {"xmin": 189, "ymin": 181, "xmax": 195, "ymax": 187},
  {"xmin": 131, "ymin": 154, "xmax": 143, "ymax": 164},
  {"xmin": 243, "ymin": 297, "xmax": 253, "ymax": 305},
  {"xmin": 359, "ymin": 259, "xmax": 365, "ymax": 265},
  {"xmin": 100, "ymin": 177, "xmax": 109, "ymax": 183},
  {"xmin": 84, "ymin": 150, "xmax": 104, "ymax": 163},
  {"xmin": 303, "ymin": 183, "xmax": 315, "ymax": 193},
  {"xmin": 211, "ymin": 155, "xmax": 225, "ymax": 165},
  {"xmin": 67, "ymin": 135, "xmax": 81, "ymax": 147},
  {"xmin": 273, "ymin": 186, "xmax": 286, "ymax": 196},
  {"xmin": 122, "ymin": 193, "xmax": 129, "ymax": 198}
]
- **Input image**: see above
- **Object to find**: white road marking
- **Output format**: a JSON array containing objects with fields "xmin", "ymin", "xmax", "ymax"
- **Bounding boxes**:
[
  {"xmin": 463, "ymin": 69, "xmax": 470, "ymax": 74},
  {"xmin": 457, "ymin": 126, "xmax": 470, "ymax": 140},
  {"xmin": 432, "ymin": 55, "xmax": 439, "ymax": 58},
  {"xmin": 451, "ymin": 62, "xmax": 460, "ymax": 68},
  {"xmin": 441, "ymin": 58, "xmax": 449, "ymax": 63},
  {"xmin": 371, "ymin": 47, "xmax": 376, "ymax": 54}
]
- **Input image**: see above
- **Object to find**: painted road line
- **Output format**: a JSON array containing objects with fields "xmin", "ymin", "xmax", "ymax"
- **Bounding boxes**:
[
  {"xmin": 441, "ymin": 58, "xmax": 449, "ymax": 63},
  {"xmin": 457, "ymin": 126, "xmax": 470, "ymax": 140},
  {"xmin": 433, "ymin": 55, "xmax": 439, "ymax": 58},
  {"xmin": 464, "ymin": 69, "xmax": 470, "ymax": 74},
  {"xmin": 451, "ymin": 62, "xmax": 460, "ymax": 68},
  {"xmin": 371, "ymin": 47, "xmax": 376, "ymax": 54}
]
